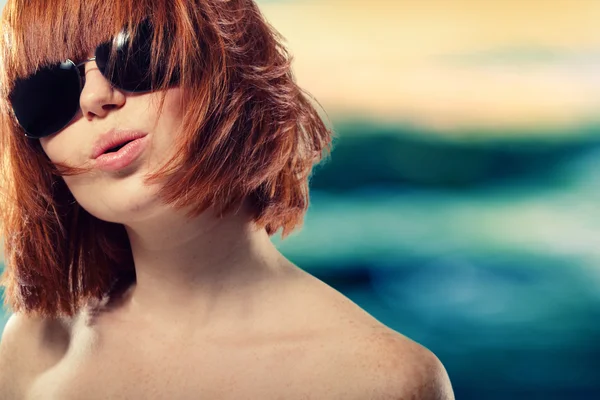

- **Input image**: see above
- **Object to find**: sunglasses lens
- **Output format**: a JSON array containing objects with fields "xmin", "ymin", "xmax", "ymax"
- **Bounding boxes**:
[
  {"xmin": 9, "ymin": 61, "xmax": 81, "ymax": 139},
  {"xmin": 95, "ymin": 19, "xmax": 155, "ymax": 92}
]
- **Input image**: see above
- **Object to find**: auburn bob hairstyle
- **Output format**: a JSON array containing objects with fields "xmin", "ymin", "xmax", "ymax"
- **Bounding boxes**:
[{"xmin": 0, "ymin": 0, "xmax": 333, "ymax": 318}]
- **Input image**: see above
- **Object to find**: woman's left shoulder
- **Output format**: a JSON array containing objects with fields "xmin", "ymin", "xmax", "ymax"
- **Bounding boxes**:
[
  {"xmin": 281, "ymin": 266, "xmax": 455, "ymax": 399},
  {"xmin": 343, "ymin": 326, "xmax": 456, "ymax": 400}
]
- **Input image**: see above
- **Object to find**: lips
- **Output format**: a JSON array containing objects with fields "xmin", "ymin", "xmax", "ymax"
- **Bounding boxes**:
[
  {"xmin": 92, "ymin": 129, "xmax": 149, "ymax": 159},
  {"xmin": 94, "ymin": 135, "xmax": 149, "ymax": 172}
]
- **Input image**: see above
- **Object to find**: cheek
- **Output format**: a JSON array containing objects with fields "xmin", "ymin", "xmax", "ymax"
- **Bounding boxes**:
[
  {"xmin": 39, "ymin": 137, "xmax": 54, "ymax": 161},
  {"xmin": 39, "ymin": 131, "xmax": 87, "ymax": 166},
  {"xmin": 150, "ymin": 88, "xmax": 185, "ymax": 152},
  {"xmin": 39, "ymin": 136, "xmax": 66, "ymax": 164},
  {"xmin": 160, "ymin": 87, "xmax": 185, "ymax": 123}
]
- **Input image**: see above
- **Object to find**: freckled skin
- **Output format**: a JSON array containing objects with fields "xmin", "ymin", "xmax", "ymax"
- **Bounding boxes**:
[{"xmin": 20, "ymin": 265, "xmax": 440, "ymax": 400}]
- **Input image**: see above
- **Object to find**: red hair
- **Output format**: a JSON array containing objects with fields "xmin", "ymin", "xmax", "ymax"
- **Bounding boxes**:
[{"xmin": 0, "ymin": 0, "xmax": 333, "ymax": 317}]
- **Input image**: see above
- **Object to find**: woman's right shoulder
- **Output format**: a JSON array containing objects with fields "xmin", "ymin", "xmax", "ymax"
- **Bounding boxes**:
[
  {"xmin": 0, "ymin": 313, "xmax": 41, "ymax": 398},
  {"xmin": 0, "ymin": 312, "xmax": 71, "ymax": 398}
]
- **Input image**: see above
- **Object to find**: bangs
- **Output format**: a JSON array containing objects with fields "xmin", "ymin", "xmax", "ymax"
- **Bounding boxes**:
[{"xmin": 0, "ymin": 0, "xmax": 181, "ymax": 98}]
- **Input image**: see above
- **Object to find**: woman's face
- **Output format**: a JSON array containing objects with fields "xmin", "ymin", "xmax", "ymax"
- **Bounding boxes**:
[{"xmin": 39, "ymin": 59, "xmax": 185, "ymax": 224}]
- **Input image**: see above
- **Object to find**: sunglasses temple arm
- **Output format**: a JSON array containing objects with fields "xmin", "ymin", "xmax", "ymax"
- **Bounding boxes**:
[{"xmin": 76, "ymin": 57, "xmax": 96, "ymax": 68}]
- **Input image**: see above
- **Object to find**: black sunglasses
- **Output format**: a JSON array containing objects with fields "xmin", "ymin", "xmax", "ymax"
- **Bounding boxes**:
[{"xmin": 9, "ymin": 19, "xmax": 179, "ymax": 139}]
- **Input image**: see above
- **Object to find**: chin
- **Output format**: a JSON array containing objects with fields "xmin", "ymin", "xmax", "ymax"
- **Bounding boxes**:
[{"xmin": 74, "ymin": 183, "xmax": 161, "ymax": 224}]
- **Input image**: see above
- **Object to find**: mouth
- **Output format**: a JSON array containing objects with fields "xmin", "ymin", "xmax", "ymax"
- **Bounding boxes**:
[
  {"xmin": 94, "ymin": 135, "xmax": 150, "ymax": 172},
  {"xmin": 92, "ymin": 130, "xmax": 149, "ymax": 159},
  {"xmin": 104, "ymin": 140, "xmax": 134, "ymax": 154},
  {"xmin": 90, "ymin": 129, "xmax": 150, "ymax": 172}
]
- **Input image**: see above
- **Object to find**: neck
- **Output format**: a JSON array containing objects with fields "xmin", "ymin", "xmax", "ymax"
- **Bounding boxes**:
[{"xmin": 114, "ymin": 205, "xmax": 289, "ymax": 329}]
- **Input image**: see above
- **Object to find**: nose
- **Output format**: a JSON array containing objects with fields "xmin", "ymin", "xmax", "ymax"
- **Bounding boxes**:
[{"xmin": 79, "ymin": 60, "xmax": 126, "ymax": 120}]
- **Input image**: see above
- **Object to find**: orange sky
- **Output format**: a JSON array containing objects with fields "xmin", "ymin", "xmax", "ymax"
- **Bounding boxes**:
[{"xmin": 261, "ymin": 0, "xmax": 600, "ymax": 133}]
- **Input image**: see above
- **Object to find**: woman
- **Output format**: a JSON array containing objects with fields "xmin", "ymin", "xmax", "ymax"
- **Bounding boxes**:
[{"xmin": 0, "ymin": 0, "xmax": 454, "ymax": 398}]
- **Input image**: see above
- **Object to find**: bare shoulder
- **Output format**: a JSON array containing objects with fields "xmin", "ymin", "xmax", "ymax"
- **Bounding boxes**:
[
  {"xmin": 343, "ymin": 327, "xmax": 455, "ymax": 400},
  {"xmin": 283, "ymin": 266, "xmax": 455, "ymax": 399},
  {"xmin": 0, "ymin": 312, "xmax": 71, "ymax": 398},
  {"xmin": 0, "ymin": 312, "xmax": 42, "ymax": 398}
]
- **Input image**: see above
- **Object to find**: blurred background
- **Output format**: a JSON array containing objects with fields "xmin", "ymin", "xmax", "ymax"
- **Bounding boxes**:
[{"xmin": 2, "ymin": 0, "xmax": 600, "ymax": 398}]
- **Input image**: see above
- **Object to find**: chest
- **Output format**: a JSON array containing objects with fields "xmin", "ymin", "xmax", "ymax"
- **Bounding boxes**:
[{"xmin": 24, "ymin": 329, "xmax": 347, "ymax": 400}]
